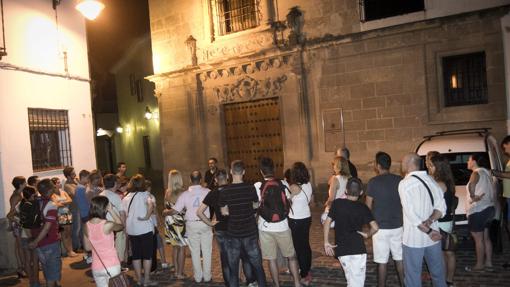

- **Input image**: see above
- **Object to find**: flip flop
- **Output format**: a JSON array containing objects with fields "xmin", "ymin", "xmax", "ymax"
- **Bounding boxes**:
[
  {"xmin": 464, "ymin": 266, "xmax": 484, "ymax": 272},
  {"xmin": 485, "ymin": 266, "xmax": 495, "ymax": 272}
]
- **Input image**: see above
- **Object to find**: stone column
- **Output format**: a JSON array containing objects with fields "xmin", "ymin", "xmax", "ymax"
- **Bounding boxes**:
[{"xmin": 501, "ymin": 12, "xmax": 510, "ymax": 133}]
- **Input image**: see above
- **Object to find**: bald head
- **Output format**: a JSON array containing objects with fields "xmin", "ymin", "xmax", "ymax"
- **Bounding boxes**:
[
  {"xmin": 401, "ymin": 152, "xmax": 421, "ymax": 174},
  {"xmin": 190, "ymin": 170, "xmax": 202, "ymax": 185}
]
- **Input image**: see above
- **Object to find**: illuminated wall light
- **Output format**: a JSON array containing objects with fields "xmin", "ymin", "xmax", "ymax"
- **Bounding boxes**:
[
  {"xmin": 96, "ymin": 128, "xmax": 113, "ymax": 137},
  {"xmin": 116, "ymin": 126, "xmax": 123, "ymax": 133},
  {"xmin": 451, "ymin": 74, "xmax": 458, "ymax": 89},
  {"xmin": 75, "ymin": 0, "xmax": 105, "ymax": 20},
  {"xmin": 144, "ymin": 106, "xmax": 153, "ymax": 120}
]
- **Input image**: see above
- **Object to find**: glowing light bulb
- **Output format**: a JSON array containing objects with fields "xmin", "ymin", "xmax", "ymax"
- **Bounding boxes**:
[{"xmin": 76, "ymin": 0, "xmax": 105, "ymax": 20}]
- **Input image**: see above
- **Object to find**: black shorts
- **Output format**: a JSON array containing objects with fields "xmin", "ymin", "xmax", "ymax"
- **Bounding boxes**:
[
  {"xmin": 129, "ymin": 231, "xmax": 154, "ymax": 260},
  {"xmin": 468, "ymin": 206, "xmax": 495, "ymax": 233}
]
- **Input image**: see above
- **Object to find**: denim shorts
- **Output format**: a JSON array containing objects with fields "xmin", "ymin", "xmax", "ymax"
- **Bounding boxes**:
[
  {"xmin": 468, "ymin": 206, "xmax": 495, "ymax": 232},
  {"xmin": 36, "ymin": 241, "xmax": 62, "ymax": 282}
]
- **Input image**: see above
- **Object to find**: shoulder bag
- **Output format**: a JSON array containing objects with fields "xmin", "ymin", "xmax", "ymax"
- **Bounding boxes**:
[
  {"xmin": 412, "ymin": 175, "xmax": 457, "ymax": 250},
  {"xmin": 87, "ymin": 235, "xmax": 130, "ymax": 287}
]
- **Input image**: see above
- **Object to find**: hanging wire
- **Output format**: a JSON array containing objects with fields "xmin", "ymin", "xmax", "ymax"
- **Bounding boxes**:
[{"xmin": 0, "ymin": 0, "xmax": 7, "ymax": 59}]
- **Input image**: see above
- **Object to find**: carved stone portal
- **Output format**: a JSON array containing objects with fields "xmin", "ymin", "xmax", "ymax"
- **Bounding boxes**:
[{"xmin": 212, "ymin": 75, "xmax": 287, "ymax": 103}]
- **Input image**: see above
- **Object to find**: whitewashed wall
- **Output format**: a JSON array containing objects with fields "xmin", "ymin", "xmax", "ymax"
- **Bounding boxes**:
[{"xmin": 0, "ymin": 0, "xmax": 96, "ymax": 217}]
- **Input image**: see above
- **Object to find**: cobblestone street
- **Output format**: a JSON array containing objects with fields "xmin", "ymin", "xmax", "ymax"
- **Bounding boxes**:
[{"xmin": 1, "ymin": 208, "xmax": 509, "ymax": 286}]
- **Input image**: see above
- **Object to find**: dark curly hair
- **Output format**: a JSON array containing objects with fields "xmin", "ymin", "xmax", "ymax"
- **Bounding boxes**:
[
  {"xmin": 290, "ymin": 162, "xmax": 310, "ymax": 185},
  {"xmin": 430, "ymin": 154, "xmax": 455, "ymax": 195}
]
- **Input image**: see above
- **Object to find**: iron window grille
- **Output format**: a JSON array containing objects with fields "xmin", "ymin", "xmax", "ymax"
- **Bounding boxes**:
[
  {"xmin": 216, "ymin": 0, "xmax": 259, "ymax": 35},
  {"xmin": 28, "ymin": 108, "xmax": 72, "ymax": 172},
  {"xmin": 359, "ymin": 0, "xmax": 424, "ymax": 22},
  {"xmin": 442, "ymin": 52, "xmax": 488, "ymax": 107}
]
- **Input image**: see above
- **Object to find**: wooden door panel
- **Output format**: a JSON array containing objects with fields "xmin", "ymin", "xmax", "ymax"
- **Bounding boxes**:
[{"xmin": 224, "ymin": 98, "xmax": 284, "ymax": 183}]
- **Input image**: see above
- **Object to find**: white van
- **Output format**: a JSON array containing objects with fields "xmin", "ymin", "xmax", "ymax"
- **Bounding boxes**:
[{"xmin": 415, "ymin": 128, "xmax": 504, "ymax": 225}]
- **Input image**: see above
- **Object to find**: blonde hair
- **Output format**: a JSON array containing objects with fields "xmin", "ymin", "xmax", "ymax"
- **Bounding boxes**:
[
  {"xmin": 332, "ymin": 156, "xmax": 351, "ymax": 177},
  {"xmin": 165, "ymin": 169, "xmax": 184, "ymax": 204}
]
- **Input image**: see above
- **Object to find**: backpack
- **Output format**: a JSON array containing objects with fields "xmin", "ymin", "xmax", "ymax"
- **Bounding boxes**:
[
  {"xmin": 19, "ymin": 198, "xmax": 43, "ymax": 229},
  {"xmin": 258, "ymin": 179, "xmax": 291, "ymax": 223}
]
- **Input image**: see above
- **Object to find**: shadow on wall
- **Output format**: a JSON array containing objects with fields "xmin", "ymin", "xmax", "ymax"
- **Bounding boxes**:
[{"xmin": 0, "ymin": 218, "xmax": 17, "ymax": 270}]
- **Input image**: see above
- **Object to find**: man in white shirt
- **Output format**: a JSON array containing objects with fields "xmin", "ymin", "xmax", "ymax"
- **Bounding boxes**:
[
  {"xmin": 167, "ymin": 171, "xmax": 212, "ymax": 283},
  {"xmin": 100, "ymin": 174, "xmax": 127, "ymax": 268},
  {"xmin": 398, "ymin": 153, "xmax": 447, "ymax": 287},
  {"xmin": 255, "ymin": 157, "xmax": 301, "ymax": 287}
]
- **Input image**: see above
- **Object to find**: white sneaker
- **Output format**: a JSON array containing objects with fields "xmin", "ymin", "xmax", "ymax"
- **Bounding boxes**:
[{"xmin": 85, "ymin": 255, "xmax": 93, "ymax": 264}]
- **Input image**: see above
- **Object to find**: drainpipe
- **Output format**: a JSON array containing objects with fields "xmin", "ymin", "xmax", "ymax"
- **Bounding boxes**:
[{"xmin": 501, "ymin": 12, "xmax": 510, "ymax": 134}]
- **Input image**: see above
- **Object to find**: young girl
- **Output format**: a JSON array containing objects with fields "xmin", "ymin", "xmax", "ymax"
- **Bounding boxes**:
[
  {"xmin": 50, "ymin": 177, "xmax": 76, "ymax": 257},
  {"xmin": 18, "ymin": 186, "xmax": 40, "ymax": 287},
  {"xmin": 7, "ymin": 176, "xmax": 27, "ymax": 278},
  {"xmin": 84, "ymin": 196, "xmax": 124, "ymax": 287}
]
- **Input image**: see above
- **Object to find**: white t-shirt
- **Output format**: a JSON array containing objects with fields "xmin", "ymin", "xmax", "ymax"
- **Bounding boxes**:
[
  {"xmin": 148, "ymin": 194, "xmax": 158, "ymax": 227},
  {"xmin": 122, "ymin": 191, "xmax": 153, "ymax": 236},
  {"xmin": 100, "ymin": 189, "xmax": 124, "ymax": 221},
  {"xmin": 255, "ymin": 180, "xmax": 290, "ymax": 232},
  {"xmin": 289, "ymin": 182, "xmax": 313, "ymax": 219}
]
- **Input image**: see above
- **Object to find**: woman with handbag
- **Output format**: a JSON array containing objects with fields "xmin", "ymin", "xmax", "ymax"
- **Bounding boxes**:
[
  {"xmin": 163, "ymin": 170, "xmax": 187, "ymax": 279},
  {"xmin": 428, "ymin": 154, "xmax": 458, "ymax": 287},
  {"xmin": 84, "ymin": 196, "xmax": 125, "ymax": 287},
  {"xmin": 51, "ymin": 177, "xmax": 77, "ymax": 258}
]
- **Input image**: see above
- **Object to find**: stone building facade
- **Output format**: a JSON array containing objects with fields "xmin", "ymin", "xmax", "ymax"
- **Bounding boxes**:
[{"xmin": 147, "ymin": 0, "xmax": 510, "ymax": 186}]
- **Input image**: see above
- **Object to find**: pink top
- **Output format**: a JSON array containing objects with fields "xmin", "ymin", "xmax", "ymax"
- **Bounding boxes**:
[{"xmin": 87, "ymin": 220, "xmax": 120, "ymax": 271}]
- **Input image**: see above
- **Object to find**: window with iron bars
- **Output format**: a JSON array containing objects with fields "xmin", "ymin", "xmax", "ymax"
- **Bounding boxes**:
[
  {"xmin": 28, "ymin": 108, "xmax": 72, "ymax": 172},
  {"xmin": 215, "ymin": 0, "xmax": 259, "ymax": 35},
  {"xmin": 359, "ymin": 0, "xmax": 424, "ymax": 22},
  {"xmin": 442, "ymin": 52, "xmax": 488, "ymax": 107}
]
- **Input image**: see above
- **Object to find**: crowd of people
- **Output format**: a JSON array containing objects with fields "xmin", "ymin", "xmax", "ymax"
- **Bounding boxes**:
[{"xmin": 5, "ymin": 136, "xmax": 509, "ymax": 287}]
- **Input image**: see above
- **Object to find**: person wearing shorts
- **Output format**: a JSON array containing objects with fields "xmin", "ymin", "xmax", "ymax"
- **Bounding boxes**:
[
  {"xmin": 28, "ymin": 179, "xmax": 62, "ymax": 287},
  {"xmin": 255, "ymin": 157, "xmax": 301, "ymax": 287},
  {"xmin": 465, "ymin": 154, "xmax": 496, "ymax": 272},
  {"xmin": 323, "ymin": 178, "xmax": 379, "ymax": 287},
  {"xmin": 366, "ymin": 152, "xmax": 404, "ymax": 287}
]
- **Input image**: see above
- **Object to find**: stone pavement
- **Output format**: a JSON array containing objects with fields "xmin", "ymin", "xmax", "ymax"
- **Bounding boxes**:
[{"xmin": 1, "ymin": 208, "xmax": 509, "ymax": 286}]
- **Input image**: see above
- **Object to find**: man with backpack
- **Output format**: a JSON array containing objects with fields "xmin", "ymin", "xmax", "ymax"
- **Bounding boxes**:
[
  {"xmin": 255, "ymin": 157, "xmax": 301, "ymax": 287},
  {"xmin": 28, "ymin": 179, "xmax": 62, "ymax": 287}
]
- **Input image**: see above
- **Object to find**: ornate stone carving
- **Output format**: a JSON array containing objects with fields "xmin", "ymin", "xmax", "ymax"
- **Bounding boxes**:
[
  {"xmin": 201, "ymin": 32, "xmax": 273, "ymax": 61},
  {"xmin": 198, "ymin": 55, "xmax": 289, "ymax": 82},
  {"xmin": 213, "ymin": 75, "xmax": 287, "ymax": 103}
]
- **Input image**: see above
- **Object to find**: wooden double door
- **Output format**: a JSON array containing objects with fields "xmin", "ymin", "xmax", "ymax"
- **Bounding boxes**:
[{"xmin": 223, "ymin": 97, "xmax": 284, "ymax": 183}]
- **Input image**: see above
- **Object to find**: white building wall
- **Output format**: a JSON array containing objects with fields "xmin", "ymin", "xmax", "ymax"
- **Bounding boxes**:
[{"xmin": 0, "ymin": 0, "xmax": 96, "ymax": 217}]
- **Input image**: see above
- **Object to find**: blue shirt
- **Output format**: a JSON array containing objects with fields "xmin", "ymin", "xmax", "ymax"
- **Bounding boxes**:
[{"xmin": 75, "ymin": 184, "xmax": 89, "ymax": 219}]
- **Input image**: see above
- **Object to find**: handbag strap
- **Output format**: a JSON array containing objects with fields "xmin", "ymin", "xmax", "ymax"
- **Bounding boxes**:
[
  {"xmin": 127, "ymin": 192, "xmax": 138, "ymax": 214},
  {"xmin": 86, "ymin": 230, "xmax": 112, "ymax": 278},
  {"xmin": 411, "ymin": 175, "xmax": 434, "ymax": 206}
]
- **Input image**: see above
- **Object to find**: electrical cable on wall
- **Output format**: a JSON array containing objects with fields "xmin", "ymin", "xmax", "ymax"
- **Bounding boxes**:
[{"xmin": 0, "ymin": 0, "xmax": 7, "ymax": 59}]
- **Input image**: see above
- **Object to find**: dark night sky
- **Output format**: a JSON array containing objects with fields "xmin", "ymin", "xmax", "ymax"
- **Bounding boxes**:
[{"xmin": 86, "ymin": 0, "xmax": 151, "ymax": 112}]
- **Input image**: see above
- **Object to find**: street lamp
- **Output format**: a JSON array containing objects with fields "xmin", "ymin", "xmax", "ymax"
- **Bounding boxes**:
[{"xmin": 75, "ymin": 0, "xmax": 105, "ymax": 20}]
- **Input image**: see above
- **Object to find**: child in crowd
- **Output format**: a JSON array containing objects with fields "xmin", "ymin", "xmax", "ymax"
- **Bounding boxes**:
[
  {"xmin": 323, "ymin": 177, "xmax": 379, "ymax": 287},
  {"xmin": 18, "ymin": 186, "xmax": 40, "ymax": 287},
  {"xmin": 28, "ymin": 179, "xmax": 62, "ymax": 287}
]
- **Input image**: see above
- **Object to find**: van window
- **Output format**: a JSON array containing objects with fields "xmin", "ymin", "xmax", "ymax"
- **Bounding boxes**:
[{"xmin": 420, "ymin": 152, "xmax": 489, "ymax": 185}]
